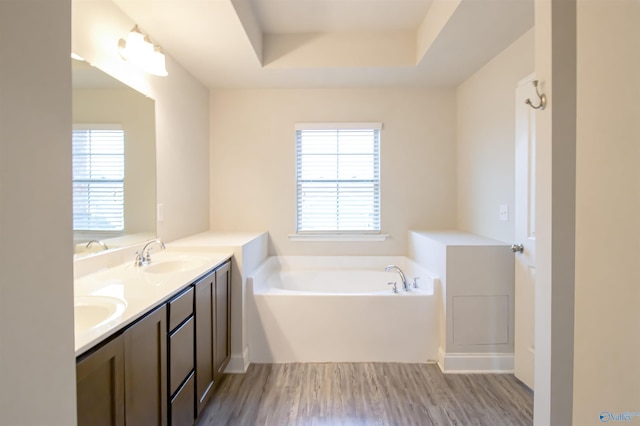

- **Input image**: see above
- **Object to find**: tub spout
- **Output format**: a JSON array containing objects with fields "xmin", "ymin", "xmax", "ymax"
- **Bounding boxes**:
[{"xmin": 385, "ymin": 265, "xmax": 409, "ymax": 291}]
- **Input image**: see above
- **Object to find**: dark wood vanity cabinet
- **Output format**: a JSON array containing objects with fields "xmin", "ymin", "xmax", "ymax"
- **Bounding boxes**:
[
  {"xmin": 213, "ymin": 261, "xmax": 231, "ymax": 382},
  {"xmin": 194, "ymin": 270, "xmax": 215, "ymax": 415},
  {"xmin": 194, "ymin": 260, "xmax": 231, "ymax": 417},
  {"xmin": 124, "ymin": 305, "xmax": 168, "ymax": 426},
  {"xmin": 77, "ymin": 259, "xmax": 231, "ymax": 426},
  {"xmin": 77, "ymin": 333, "xmax": 125, "ymax": 426},
  {"xmin": 167, "ymin": 286, "xmax": 195, "ymax": 425},
  {"xmin": 77, "ymin": 304, "xmax": 167, "ymax": 426}
]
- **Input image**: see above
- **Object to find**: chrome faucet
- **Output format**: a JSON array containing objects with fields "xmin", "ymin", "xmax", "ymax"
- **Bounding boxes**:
[
  {"xmin": 135, "ymin": 239, "xmax": 166, "ymax": 267},
  {"xmin": 385, "ymin": 265, "xmax": 409, "ymax": 291},
  {"xmin": 86, "ymin": 240, "xmax": 109, "ymax": 251}
]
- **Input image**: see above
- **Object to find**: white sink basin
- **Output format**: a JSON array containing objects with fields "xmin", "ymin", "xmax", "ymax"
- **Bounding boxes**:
[
  {"xmin": 75, "ymin": 296, "xmax": 127, "ymax": 333},
  {"xmin": 142, "ymin": 257, "xmax": 206, "ymax": 274}
]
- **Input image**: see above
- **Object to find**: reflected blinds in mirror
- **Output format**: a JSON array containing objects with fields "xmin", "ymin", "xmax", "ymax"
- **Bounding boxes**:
[{"xmin": 72, "ymin": 125, "xmax": 125, "ymax": 232}]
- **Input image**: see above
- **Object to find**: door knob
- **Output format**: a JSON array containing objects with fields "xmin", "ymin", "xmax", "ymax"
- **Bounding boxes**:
[{"xmin": 510, "ymin": 243, "xmax": 524, "ymax": 253}]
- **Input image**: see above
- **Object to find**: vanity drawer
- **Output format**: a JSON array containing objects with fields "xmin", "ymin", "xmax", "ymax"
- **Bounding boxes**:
[
  {"xmin": 168, "ymin": 286, "xmax": 193, "ymax": 331},
  {"xmin": 169, "ymin": 316, "xmax": 194, "ymax": 396},
  {"xmin": 170, "ymin": 371, "xmax": 195, "ymax": 426}
]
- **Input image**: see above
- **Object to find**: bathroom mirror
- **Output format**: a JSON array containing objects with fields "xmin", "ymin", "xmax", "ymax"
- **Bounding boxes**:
[{"xmin": 72, "ymin": 58, "xmax": 157, "ymax": 255}]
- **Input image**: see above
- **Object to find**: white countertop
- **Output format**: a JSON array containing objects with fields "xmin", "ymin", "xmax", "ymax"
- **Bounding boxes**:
[
  {"xmin": 74, "ymin": 248, "xmax": 232, "ymax": 356},
  {"xmin": 169, "ymin": 231, "xmax": 268, "ymax": 248},
  {"xmin": 411, "ymin": 230, "xmax": 509, "ymax": 246}
]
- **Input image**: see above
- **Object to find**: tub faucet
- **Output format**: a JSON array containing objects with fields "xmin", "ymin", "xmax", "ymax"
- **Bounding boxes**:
[
  {"xmin": 385, "ymin": 265, "xmax": 409, "ymax": 291},
  {"xmin": 135, "ymin": 239, "xmax": 166, "ymax": 266}
]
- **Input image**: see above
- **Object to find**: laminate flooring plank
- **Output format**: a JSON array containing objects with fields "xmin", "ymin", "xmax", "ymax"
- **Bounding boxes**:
[
  {"xmin": 448, "ymin": 375, "xmax": 505, "ymax": 426},
  {"xmin": 404, "ymin": 364, "xmax": 444, "ymax": 426},
  {"xmin": 379, "ymin": 364, "xmax": 412, "ymax": 425},
  {"xmin": 257, "ymin": 364, "xmax": 300, "ymax": 426},
  {"xmin": 297, "ymin": 363, "xmax": 319, "ymax": 420},
  {"xmin": 440, "ymin": 374, "xmax": 484, "ymax": 425},
  {"xmin": 343, "ymin": 364, "xmax": 360, "ymax": 420},
  {"xmin": 388, "ymin": 364, "xmax": 423, "ymax": 425},
  {"xmin": 360, "ymin": 364, "xmax": 387, "ymax": 426},
  {"xmin": 196, "ymin": 363, "xmax": 533, "ymax": 426},
  {"xmin": 398, "ymin": 364, "xmax": 447, "ymax": 426},
  {"xmin": 465, "ymin": 375, "xmax": 514, "ymax": 426},
  {"xmin": 231, "ymin": 364, "xmax": 270, "ymax": 425}
]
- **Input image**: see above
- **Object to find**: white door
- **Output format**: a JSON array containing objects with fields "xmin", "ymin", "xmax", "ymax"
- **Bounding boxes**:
[{"xmin": 513, "ymin": 74, "xmax": 537, "ymax": 390}]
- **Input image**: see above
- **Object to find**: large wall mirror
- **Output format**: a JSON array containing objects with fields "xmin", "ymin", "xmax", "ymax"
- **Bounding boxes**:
[{"xmin": 72, "ymin": 57, "xmax": 156, "ymax": 255}]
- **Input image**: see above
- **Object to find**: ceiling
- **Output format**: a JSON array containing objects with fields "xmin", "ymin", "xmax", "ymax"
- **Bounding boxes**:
[{"xmin": 111, "ymin": 0, "xmax": 534, "ymax": 89}]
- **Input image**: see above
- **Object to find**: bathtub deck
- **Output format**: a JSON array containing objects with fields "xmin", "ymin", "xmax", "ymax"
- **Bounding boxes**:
[{"xmin": 196, "ymin": 363, "xmax": 533, "ymax": 426}]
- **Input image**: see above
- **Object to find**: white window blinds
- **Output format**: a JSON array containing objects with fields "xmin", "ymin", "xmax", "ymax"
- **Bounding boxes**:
[
  {"xmin": 296, "ymin": 123, "xmax": 381, "ymax": 233},
  {"xmin": 72, "ymin": 126, "xmax": 125, "ymax": 232}
]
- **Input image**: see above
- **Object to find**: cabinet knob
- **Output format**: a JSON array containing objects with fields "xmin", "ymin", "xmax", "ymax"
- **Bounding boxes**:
[{"xmin": 510, "ymin": 243, "xmax": 524, "ymax": 253}]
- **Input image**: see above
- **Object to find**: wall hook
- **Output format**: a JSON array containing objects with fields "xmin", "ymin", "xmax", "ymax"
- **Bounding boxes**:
[{"xmin": 525, "ymin": 80, "xmax": 546, "ymax": 110}]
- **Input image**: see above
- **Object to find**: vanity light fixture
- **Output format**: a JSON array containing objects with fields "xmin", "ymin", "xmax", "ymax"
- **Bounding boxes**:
[{"xmin": 118, "ymin": 25, "xmax": 168, "ymax": 77}]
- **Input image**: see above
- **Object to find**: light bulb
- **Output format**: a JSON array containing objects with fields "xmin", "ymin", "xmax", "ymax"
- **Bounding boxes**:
[
  {"xmin": 124, "ymin": 26, "xmax": 148, "ymax": 61},
  {"xmin": 146, "ymin": 46, "xmax": 168, "ymax": 77}
]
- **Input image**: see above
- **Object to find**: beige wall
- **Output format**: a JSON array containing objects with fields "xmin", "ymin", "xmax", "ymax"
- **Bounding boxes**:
[
  {"xmin": 73, "ymin": 0, "xmax": 210, "ymax": 243},
  {"xmin": 209, "ymin": 88, "xmax": 457, "ymax": 255},
  {"xmin": 0, "ymin": 1, "xmax": 77, "ymax": 425},
  {"xmin": 573, "ymin": 2, "xmax": 640, "ymax": 424},
  {"xmin": 456, "ymin": 29, "xmax": 534, "ymax": 243}
]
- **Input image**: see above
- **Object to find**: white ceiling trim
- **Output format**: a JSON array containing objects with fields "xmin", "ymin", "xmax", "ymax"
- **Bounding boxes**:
[
  {"xmin": 252, "ymin": 0, "xmax": 435, "ymax": 34},
  {"xmin": 109, "ymin": 0, "xmax": 534, "ymax": 88},
  {"xmin": 263, "ymin": 31, "xmax": 418, "ymax": 68},
  {"xmin": 416, "ymin": 0, "xmax": 461, "ymax": 64},
  {"xmin": 230, "ymin": 0, "xmax": 264, "ymax": 64}
]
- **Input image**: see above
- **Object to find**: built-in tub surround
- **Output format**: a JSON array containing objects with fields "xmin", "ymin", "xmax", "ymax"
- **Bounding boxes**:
[
  {"xmin": 247, "ymin": 256, "xmax": 440, "ymax": 363},
  {"xmin": 409, "ymin": 231, "xmax": 515, "ymax": 373},
  {"xmin": 74, "ymin": 243, "xmax": 232, "ymax": 355}
]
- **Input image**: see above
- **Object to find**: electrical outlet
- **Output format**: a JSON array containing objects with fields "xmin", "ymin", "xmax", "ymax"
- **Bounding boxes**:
[{"xmin": 499, "ymin": 204, "xmax": 509, "ymax": 221}]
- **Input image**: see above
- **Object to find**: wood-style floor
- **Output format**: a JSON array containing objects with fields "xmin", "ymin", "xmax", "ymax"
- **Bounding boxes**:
[{"xmin": 196, "ymin": 363, "xmax": 533, "ymax": 426}]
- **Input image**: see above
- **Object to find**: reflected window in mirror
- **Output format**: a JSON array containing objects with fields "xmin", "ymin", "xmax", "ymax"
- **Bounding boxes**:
[{"xmin": 72, "ymin": 125, "xmax": 125, "ymax": 234}]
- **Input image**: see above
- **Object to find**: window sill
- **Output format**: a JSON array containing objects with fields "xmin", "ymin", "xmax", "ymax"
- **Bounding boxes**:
[{"xmin": 288, "ymin": 233, "xmax": 390, "ymax": 242}]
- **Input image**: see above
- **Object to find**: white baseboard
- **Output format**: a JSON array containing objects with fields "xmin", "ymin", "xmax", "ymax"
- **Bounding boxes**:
[
  {"xmin": 437, "ymin": 347, "xmax": 514, "ymax": 374},
  {"xmin": 224, "ymin": 346, "xmax": 250, "ymax": 374},
  {"xmin": 225, "ymin": 346, "xmax": 513, "ymax": 374}
]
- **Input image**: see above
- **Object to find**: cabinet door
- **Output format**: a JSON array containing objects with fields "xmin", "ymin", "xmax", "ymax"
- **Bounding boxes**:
[
  {"xmin": 195, "ymin": 270, "xmax": 215, "ymax": 415},
  {"xmin": 124, "ymin": 304, "xmax": 168, "ymax": 426},
  {"xmin": 214, "ymin": 261, "xmax": 231, "ymax": 381},
  {"xmin": 76, "ymin": 335, "xmax": 125, "ymax": 426}
]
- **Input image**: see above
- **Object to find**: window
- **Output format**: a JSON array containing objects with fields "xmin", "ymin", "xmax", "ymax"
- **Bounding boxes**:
[
  {"xmin": 296, "ymin": 123, "xmax": 381, "ymax": 233},
  {"xmin": 72, "ymin": 126, "xmax": 125, "ymax": 232}
]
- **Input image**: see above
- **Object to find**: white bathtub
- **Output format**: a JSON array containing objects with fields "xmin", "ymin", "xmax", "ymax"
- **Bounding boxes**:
[{"xmin": 247, "ymin": 256, "xmax": 440, "ymax": 363}]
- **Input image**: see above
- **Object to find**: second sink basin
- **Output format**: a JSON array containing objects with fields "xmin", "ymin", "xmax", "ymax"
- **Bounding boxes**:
[
  {"xmin": 75, "ymin": 296, "xmax": 127, "ymax": 334},
  {"xmin": 142, "ymin": 256, "xmax": 208, "ymax": 274}
]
